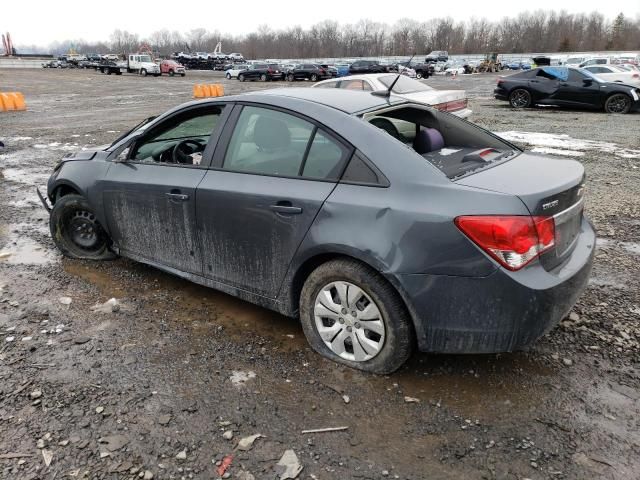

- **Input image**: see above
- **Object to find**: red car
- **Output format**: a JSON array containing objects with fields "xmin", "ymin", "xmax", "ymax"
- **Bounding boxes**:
[{"xmin": 160, "ymin": 60, "xmax": 186, "ymax": 77}]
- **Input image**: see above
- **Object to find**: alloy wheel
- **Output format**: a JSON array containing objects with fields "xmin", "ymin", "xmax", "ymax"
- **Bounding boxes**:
[
  {"xmin": 510, "ymin": 89, "xmax": 530, "ymax": 108},
  {"xmin": 313, "ymin": 281, "xmax": 386, "ymax": 362},
  {"xmin": 606, "ymin": 94, "xmax": 630, "ymax": 113}
]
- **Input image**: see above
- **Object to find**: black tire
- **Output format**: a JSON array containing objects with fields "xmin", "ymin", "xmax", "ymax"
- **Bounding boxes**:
[
  {"xmin": 604, "ymin": 93, "xmax": 631, "ymax": 114},
  {"xmin": 416, "ymin": 71, "xmax": 423, "ymax": 79},
  {"xmin": 260, "ymin": 73, "xmax": 267, "ymax": 82},
  {"xmin": 140, "ymin": 69, "xmax": 147, "ymax": 77},
  {"xmin": 225, "ymin": 72, "xmax": 231, "ymax": 79},
  {"xmin": 310, "ymin": 73, "xmax": 318, "ymax": 82},
  {"xmin": 509, "ymin": 88, "xmax": 532, "ymax": 108},
  {"xmin": 180, "ymin": 73, "xmax": 185, "ymax": 77},
  {"xmin": 238, "ymin": 74, "xmax": 245, "ymax": 82},
  {"xmin": 49, "ymin": 194, "xmax": 116, "ymax": 260},
  {"xmin": 287, "ymin": 73, "xmax": 294, "ymax": 82},
  {"xmin": 299, "ymin": 259, "xmax": 414, "ymax": 374},
  {"xmin": 169, "ymin": 70, "xmax": 175, "ymax": 77}
]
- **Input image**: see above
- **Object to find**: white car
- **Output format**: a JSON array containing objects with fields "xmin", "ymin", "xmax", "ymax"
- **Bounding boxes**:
[
  {"xmin": 445, "ymin": 64, "xmax": 466, "ymax": 76},
  {"xmin": 312, "ymin": 73, "xmax": 472, "ymax": 118},
  {"xmin": 579, "ymin": 57, "xmax": 612, "ymax": 68},
  {"xmin": 225, "ymin": 64, "xmax": 250, "ymax": 79},
  {"xmin": 582, "ymin": 65, "xmax": 640, "ymax": 87},
  {"xmin": 397, "ymin": 65, "xmax": 417, "ymax": 78},
  {"xmin": 229, "ymin": 53, "xmax": 244, "ymax": 61}
]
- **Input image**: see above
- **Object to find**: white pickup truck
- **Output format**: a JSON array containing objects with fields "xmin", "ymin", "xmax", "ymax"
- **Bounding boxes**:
[{"xmin": 98, "ymin": 54, "xmax": 160, "ymax": 76}]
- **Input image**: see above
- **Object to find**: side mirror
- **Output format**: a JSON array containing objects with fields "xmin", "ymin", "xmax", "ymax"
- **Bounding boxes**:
[{"xmin": 583, "ymin": 78, "xmax": 593, "ymax": 86}]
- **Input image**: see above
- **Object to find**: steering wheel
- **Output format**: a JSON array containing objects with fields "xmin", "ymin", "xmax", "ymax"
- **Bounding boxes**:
[{"xmin": 173, "ymin": 139, "xmax": 205, "ymax": 164}]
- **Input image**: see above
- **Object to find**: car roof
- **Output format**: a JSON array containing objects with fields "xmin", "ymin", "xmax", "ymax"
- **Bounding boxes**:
[{"xmin": 247, "ymin": 87, "xmax": 405, "ymax": 114}]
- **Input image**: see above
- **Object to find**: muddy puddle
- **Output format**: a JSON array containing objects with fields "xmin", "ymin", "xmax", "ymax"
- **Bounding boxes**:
[
  {"xmin": 0, "ymin": 223, "xmax": 56, "ymax": 265},
  {"xmin": 597, "ymin": 237, "xmax": 640, "ymax": 255},
  {"xmin": 63, "ymin": 259, "xmax": 306, "ymax": 352}
]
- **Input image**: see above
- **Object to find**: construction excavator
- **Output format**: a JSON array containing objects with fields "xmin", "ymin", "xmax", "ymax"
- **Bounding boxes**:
[{"xmin": 476, "ymin": 52, "xmax": 503, "ymax": 73}]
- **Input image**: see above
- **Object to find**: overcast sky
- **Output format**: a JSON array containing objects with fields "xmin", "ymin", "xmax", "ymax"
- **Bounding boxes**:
[{"xmin": 4, "ymin": 0, "xmax": 639, "ymax": 46}]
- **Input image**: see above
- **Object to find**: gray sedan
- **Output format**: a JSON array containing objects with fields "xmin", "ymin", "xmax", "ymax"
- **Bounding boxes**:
[{"xmin": 41, "ymin": 88, "xmax": 595, "ymax": 373}]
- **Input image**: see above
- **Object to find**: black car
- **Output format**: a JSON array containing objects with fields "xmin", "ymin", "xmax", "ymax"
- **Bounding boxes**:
[
  {"xmin": 238, "ymin": 63, "xmax": 283, "ymax": 82},
  {"xmin": 399, "ymin": 61, "xmax": 435, "ymax": 79},
  {"xmin": 348, "ymin": 60, "xmax": 389, "ymax": 75},
  {"xmin": 319, "ymin": 64, "xmax": 338, "ymax": 78},
  {"xmin": 285, "ymin": 64, "xmax": 331, "ymax": 82},
  {"xmin": 495, "ymin": 66, "xmax": 640, "ymax": 114}
]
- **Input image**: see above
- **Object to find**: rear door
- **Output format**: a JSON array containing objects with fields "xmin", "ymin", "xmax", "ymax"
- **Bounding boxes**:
[
  {"xmin": 196, "ymin": 104, "xmax": 352, "ymax": 298},
  {"xmin": 100, "ymin": 104, "xmax": 228, "ymax": 273}
]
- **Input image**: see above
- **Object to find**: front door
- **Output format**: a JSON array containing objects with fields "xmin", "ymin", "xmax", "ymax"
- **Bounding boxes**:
[
  {"xmin": 100, "ymin": 104, "xmax": 227, "ymax": 273},
  {"xmin": 196, "ymin": 105, "xmax": 351, "ymax": 298}
]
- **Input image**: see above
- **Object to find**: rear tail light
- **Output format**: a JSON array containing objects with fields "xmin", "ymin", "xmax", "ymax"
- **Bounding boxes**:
[
  {"xmin": 455, "ymin": 215, "xmax": 555, "ymax": 271},
  {"xmin": 497, "ymin": 78, "xmax": 504, "ymax": 86},
  {"xmin": 632, "ymin": 73, "xmax": 639, "ymax": 78},
  {"xmin": 434, "ymin": 99, "xmax": 468, "ymax": 112}
]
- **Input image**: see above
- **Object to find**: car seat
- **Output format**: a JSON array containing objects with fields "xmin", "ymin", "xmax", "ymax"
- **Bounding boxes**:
[{"xmin": 413, "ymin": 127, "xmax": 445, "ymax": 154}]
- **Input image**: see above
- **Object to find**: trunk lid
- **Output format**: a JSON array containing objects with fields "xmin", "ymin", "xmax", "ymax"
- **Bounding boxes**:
[{"xmin": 457, "ymin": 152, "xmax": 586, "ymax": 270}]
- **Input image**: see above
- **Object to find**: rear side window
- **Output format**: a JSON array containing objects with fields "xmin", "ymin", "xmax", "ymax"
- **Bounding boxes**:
[
  {"xmin": 223, "ymin": 106, "xmax": 349, "ymax": 180},
  {"xmin": 224, "ymin": 107, "xmax": 314, "ymax": 176},
  {"xmin": 341, "ymin": 152, "xmax": 388, "ymax": 186}
]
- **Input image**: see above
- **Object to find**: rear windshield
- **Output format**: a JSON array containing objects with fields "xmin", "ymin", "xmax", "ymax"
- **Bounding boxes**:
[
  {"xmin": 378, "ymin": 75, "xmax": 434, "ymax": 93},
  {"xmin": 364, "ymin": 106, "xmax": 519, "ymax": 179}
]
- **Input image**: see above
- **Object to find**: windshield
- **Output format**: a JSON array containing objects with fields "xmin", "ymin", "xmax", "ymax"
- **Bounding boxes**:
[
  {"xmin": 139, "ymin": 55, "xmax": 152, "ymax": 63},
  {"xmin": 110, "ymin": 116, "xmax": 157, "ymax": 147},
  {"xmin": 378, "ymin": 75, "xmax": 434, "ymax": 94}
]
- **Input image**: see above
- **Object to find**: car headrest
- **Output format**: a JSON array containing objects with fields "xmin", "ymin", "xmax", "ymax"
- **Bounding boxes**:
[
  {"xmin": 254, "ymin": 116, "xmax": 291, "ymax": 151},
  {"xmin": 414, "ymin": 127, "xmax": 445, "ymax": 154}
]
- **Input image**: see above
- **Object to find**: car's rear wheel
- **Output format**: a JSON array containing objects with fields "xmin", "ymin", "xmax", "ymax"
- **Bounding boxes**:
[
  {"xmin": 416, "ymin": 72, "xmax": 423, "ymax": 79},
  {"xmin": 50, "ymin": 194, "xmax": 116, "ymax": 260},
  {"xmin": 238, "ymin": 74, "xmax": 245, "ymax": 82},
  {"xmin": 310, "ymin": 73, "xmax": 318, "ymax": 82},
  {"xmin": 287, "ymin": 73, "xmax": 294, "ymax": 82},
  {"xmin": 260, "ymin": 73, "xmax": 267, "ymax": 82},
  {"xmin": 300, "ymin": 259, "xmax": 413, "ymax": 374},
  {"xmin": 509, "ymin": 88, "xmax": 532, "ymax": 108},
  {"xmin": 604, "ymin": 93, "xmax": 631, "ymax": 114}
]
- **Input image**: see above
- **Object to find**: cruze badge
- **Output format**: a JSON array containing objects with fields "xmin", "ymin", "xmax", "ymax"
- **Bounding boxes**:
[{"xmin": 542, "ymin": 199, "xmax": 559, "ymax": 210}]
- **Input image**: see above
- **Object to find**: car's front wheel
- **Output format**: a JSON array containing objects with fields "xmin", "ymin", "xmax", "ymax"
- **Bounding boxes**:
[
  {"xmin": 509, "ymin": 88, "xmax": 532, "ymax": 108},
  {"xmin": 49, "ymin": 194, "xmax": 116, "ymax": 260},
  {"xmin": 416, "ymin": 71, "xmax": 423, "ymax": 79},
  {"xmin": 226, "ymin": 72, "xmax": 231, "ymax": 79},
  {"xmin": 169, "ymin": 69, "xmax": 175, "ymax": 76},
  {"xmin": 287, "ymin": 73, "xmax": 294, "ymax": 82},
  {"xmin": 604, "ymin": 93, "xmax": 631, "ymax": 114},
  {"xmin": 238, "ymin": 74, "xmax": 245, "ymax": 82},
  {"xmin": 140, "ymin": 69, "xmax": 147, "ymax": 77},
  {"xmin": 260, "ymin": 73, "xmax": 268, "ymax": 82},
  {"xmin": 310, "ymin": 73, "xmax": 318, "ymax": 82},
  {"xmin": 300, "ymin": 259, "xmax": 413, "ymax": 374}
]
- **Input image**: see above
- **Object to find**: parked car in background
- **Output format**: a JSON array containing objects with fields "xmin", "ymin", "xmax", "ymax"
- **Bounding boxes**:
[
  {"xmin": 238, "ymin": 63, "xmax": 283, "ymax": 82},
  {"xmin": 399, "ymin": 61, "xmax": 435, "ymax": 79},
  {"xmin": 505, "ymin": 61, "xmax": 531, "ymax": 70},
  {"xmin": 195, "ymin": 52, "xmax": 209, "ymax": 60},
  {"xmin": 579, "ymin": 57, "xmax": 611, "ymax": 68},
  {"xmin": 425, "ymin": 50, "xmax": 449, "ymax": 62},
  {"xmin": 286, "ymin": 64, "xmax": 332, "ymax": 82},
  {"xmin": 615, "ymin": 55, "xmax": 639, "ymax": 65},
  {"xmin": 319, "ymin": 64, "xmax": 338, "ymax": 77},
  {"xmin": 565, "ymin": 56, "xmax": 588, "ymax": 66},
  {"xmin": 445, "ymin": 62, "xmax": 466, "ymax": 76},
  {"xmin": 349, "ymin": 60, "xmax": 389, "ymax": 74},
  {"xmin": 101, "ymin": 54, "xmax": 120, "ymax": 61},
  {"xmin": 582, "ymin": 65, "xmax": 640, "ymax": 87},
  {"xmin": 226, "ymin": 64, "xmax": 250, "ymax": 79},
  {"xmin": 160, "ymin": 60, "xmax": 186, "ymax": 77},
  {"xmin": 334, "ymin": 64, "xmax": 351, "ymax": 77},
  {"xmin": 495, "ymin": 66, "xmax": 640, "ymax": 113},
  {"xmin": 312, "ymin": 73, "xmax": 472, "ymax": 118},
  {"xmin": 617, "ymin": 63, "xmax": 640, "ymax": 72},
  {"xmin": 229, "ymin": 53, "xmax": 245, "ymax": 62},
  {"xmin": 42, "ymin": 60, "xmax": 64, "ymax": 68},
  {"xmin": 397, "ymin": 65, "xmax": 417, "ymax": 78},
  {"xmin": 42, "ymin": 87, "xmax": 594, "ymax": 373}
]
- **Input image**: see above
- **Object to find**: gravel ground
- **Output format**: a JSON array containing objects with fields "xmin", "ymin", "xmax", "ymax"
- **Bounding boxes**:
[{"xmin": 0, "ymin": 69, "xmax": 639, "ymax": 480}]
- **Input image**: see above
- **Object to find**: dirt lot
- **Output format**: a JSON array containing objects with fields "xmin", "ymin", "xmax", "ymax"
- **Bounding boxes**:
[{"xmin": 0, "ymin": 68, "xmax": 639, "ymax": 480}]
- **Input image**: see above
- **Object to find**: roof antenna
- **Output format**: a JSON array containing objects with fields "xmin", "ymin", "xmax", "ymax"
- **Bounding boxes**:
[{"xmin": 372, "ymin": 52, "xmax": 416, "ymax": 98}]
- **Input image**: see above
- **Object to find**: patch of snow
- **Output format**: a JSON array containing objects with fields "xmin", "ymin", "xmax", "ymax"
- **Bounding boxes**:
[
  {"xmin": 230, "ymin": 370, "xmax": 256, "ymax": 386},
  {"xmin": 495, "ymin": 131, "xmax": 640, "ymax": 159},
  {"xmin": 531, "ymin": 147, "xmax": 584, "ymax": 157},
  {"xmin": 7, "ymin": 136, "xmax": 33, "ymax": 141}
]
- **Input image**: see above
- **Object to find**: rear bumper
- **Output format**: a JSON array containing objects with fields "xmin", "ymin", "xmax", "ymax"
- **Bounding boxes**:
[
  {"xmin": 494, "ymin": 87, "xmax": 509, "ymax": 100},
  {"xmin": 390, "ymin": 217, "xmax": 596, "ymax": 354},
  {"xmin": 452, "ymin": 108, "xmax": 473, "ymax": 119}
]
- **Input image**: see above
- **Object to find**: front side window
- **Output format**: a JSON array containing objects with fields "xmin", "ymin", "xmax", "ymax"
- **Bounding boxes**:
[
  {"xmin": 132, "ymin": 106, "xmax": 224, "ymax": 165},
  {"xmin": 223, "ymin": 106, "xmax": 349, "ymax": 180}
]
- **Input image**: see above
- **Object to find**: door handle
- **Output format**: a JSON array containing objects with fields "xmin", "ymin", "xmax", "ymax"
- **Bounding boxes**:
[
  {"xmin": 165, "ymin": 192, "xmax": 189, "ymax": 201},
  {"xmin": 270, "ymin": 202, "xmax": 302, "ymax": 215}
]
